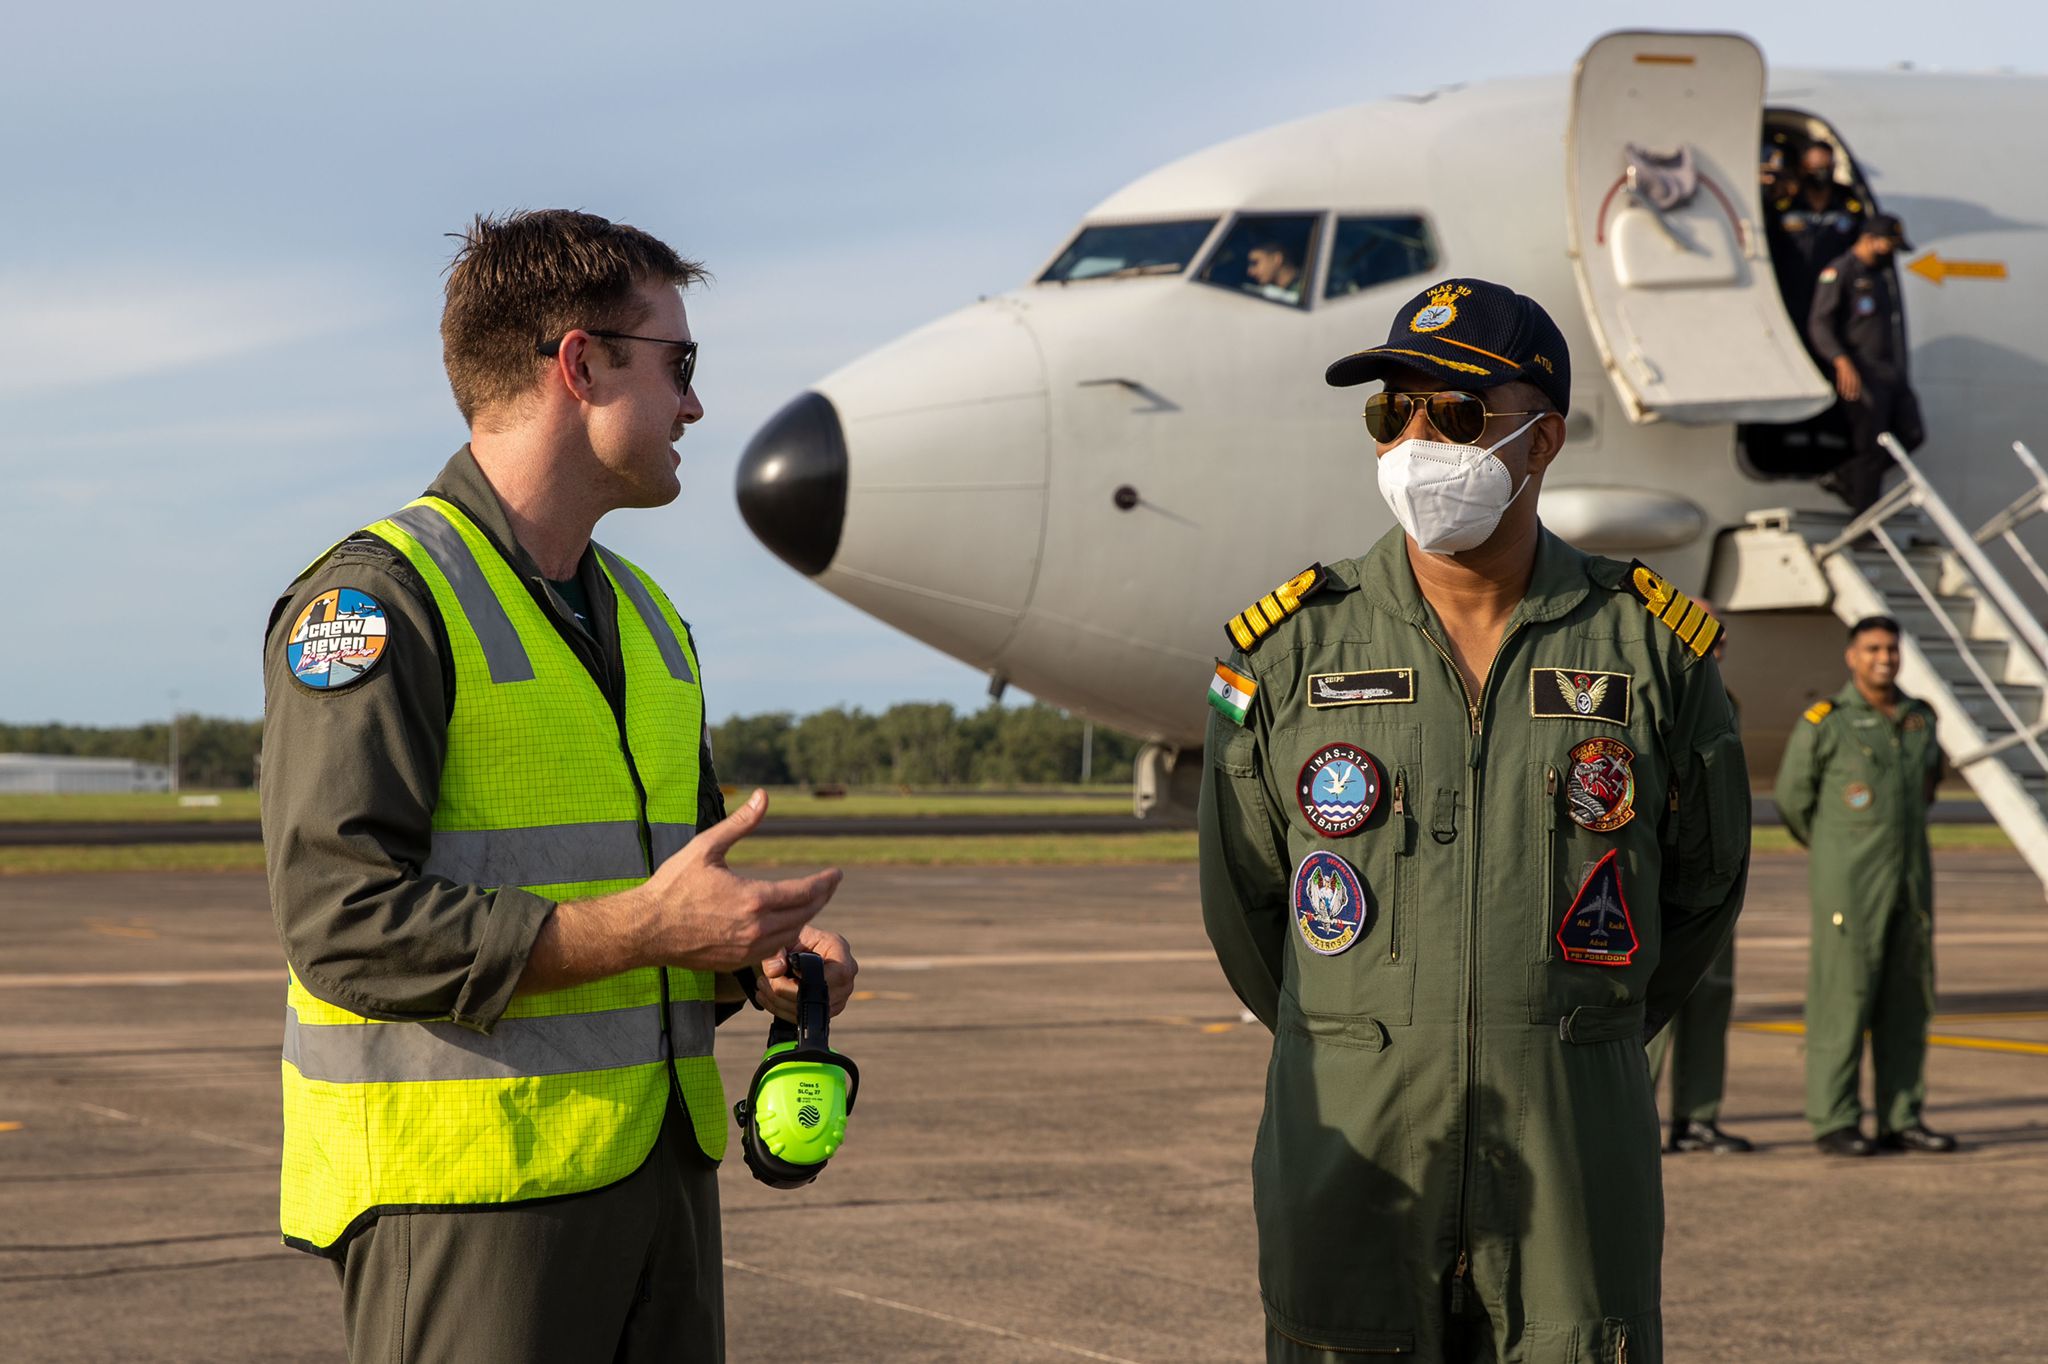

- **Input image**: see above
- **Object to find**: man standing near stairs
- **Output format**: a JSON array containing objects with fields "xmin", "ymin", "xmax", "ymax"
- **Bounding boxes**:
[{"xmin": 1773, "ymin": 615, "xmax": 1957, "ymax": 1157}]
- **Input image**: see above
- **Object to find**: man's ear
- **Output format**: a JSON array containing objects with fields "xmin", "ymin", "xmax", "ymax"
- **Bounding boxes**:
[
  {"xmin": 548, "ymin": 331, "xmax": 600, "ymax": 404},
  {"xmin": 1524, "ymin": 411, "xmax": 1569, "ymax": 477}
]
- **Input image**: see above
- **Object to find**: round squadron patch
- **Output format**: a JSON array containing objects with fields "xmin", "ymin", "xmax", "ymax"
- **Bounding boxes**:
[
  {"xmin": 1843, "ymin": 782, "xmax": 1874, "ymax": 811},
  {"xmin": 1565, "ymin": 737, "xmax": 1636, "ymax": 833},
  {"xmin": 1296, "ymin": 743, "xmax": 1383, "ymax": 837},
  {"xmin": 1292, "ymin": 851, "xmax": 1368, "ymax": 957},
  {"xmin": 285, "ymin": 588, "xmax": 390, "ymax": 690}
]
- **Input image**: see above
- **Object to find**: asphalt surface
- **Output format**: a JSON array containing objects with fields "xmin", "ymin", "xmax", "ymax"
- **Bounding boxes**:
[{"xmin": 2, "ymin": 855, "xmax": 2045, "ymax": 1361}]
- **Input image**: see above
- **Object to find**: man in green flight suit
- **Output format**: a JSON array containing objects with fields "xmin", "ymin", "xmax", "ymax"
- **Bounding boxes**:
[
  {"xmin": 1199, "ymin": 278, "xmax": 1751, "ymax": 1364},
  {"xmin": 1772, "ymin": 615, "xmax": 1955, "ymax": 1157},
  {"xmin": 1645, "ymin": 618, "xmax": 1753, "ymax": 1154}
]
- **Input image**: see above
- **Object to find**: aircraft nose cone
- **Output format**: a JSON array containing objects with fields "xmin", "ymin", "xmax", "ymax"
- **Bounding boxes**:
[{"xmin": 736, "ymin": 391, "xmax": 847, "ymax": 577}]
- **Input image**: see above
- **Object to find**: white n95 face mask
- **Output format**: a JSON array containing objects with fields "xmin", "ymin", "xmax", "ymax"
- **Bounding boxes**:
[{"xmin": 1375, "ymin": 415, "xmax": 1541, "ymax": 555}]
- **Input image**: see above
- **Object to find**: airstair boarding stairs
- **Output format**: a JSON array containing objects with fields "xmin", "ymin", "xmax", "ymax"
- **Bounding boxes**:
[{"xmin": 1723, "ymin": 435, "xmax": 2048, "ymax": 897}]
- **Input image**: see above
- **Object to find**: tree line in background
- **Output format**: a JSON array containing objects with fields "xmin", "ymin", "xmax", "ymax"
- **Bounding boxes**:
[
  {"xmin": 0, "ymin": 703, "xmax": 1143, "ymax": 790},
  {"xmin": 0, "ymin": 718, "xmax": 264, "ymax": 790}
]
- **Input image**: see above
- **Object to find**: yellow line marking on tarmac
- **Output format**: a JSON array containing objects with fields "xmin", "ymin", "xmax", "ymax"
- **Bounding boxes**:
[
  {"xmin": 1735, "ymin": 1020, "xmax": 2048, "ymax": 1057},
  {"xmin": 1740, "ymin": 932, "xmax": 2048, "ymax": 948},
  {"xmin": 0, "ymin": 1122, "xmax": 22, "ymax": 1134},
  {"xmin": 725, "ymin": 1258, "xmax": 1147, "ymax": 1364},
  {"xmin": 849, "ymin": 990, "xmax": 916, "ymax": 1003},
  {"xmin": 85, "ymin": 918, "xmax": 158, "ymax": 939},
  {"xmin": 866, "ymin": 949, "xmax": 1214, "ymax": 971}
]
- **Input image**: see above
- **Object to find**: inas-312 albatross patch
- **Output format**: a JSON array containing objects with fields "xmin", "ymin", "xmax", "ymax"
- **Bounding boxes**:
[{"xmin": 285, "ymin": 588, "xmax": 389, "ymax": 690}]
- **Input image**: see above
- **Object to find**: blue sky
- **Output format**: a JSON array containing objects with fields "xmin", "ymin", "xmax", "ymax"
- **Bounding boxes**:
[{"xmin": 0, "ymin": 1, "xmax": 2025, "ymax": 725}]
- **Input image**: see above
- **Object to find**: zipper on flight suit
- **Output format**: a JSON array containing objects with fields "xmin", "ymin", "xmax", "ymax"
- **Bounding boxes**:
[
  {"xmin": 1415, "ymin": 618, "xmax": 1528, "ymax": 1309},
  {"xmin": 1389, "ymin": 771, "xmax": 1407, "ymax": 963}
]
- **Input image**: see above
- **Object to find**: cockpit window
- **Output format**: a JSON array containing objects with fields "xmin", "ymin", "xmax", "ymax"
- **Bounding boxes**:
[
  {"xmin": 1197, "ymin": 214, "xmax": 1319, "ymax": 308},
  {"xmin": 1039, "ymin": 220, "xmax": 1218, "ymax": 283},
  {"xmin": 1324, "ymin": 216, "xmax": 1438, "ymax": 299}
]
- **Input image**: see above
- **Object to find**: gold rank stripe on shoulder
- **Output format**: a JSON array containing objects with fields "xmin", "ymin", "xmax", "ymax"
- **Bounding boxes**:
[
  {"xmin": 1804, "ymin": 699, "xmax": 1835, "ymax": 724},
  {"xmin": 1226, "ymin": 564, "xmax": 1327, "ymax": 653},
  {"xmin": 1625, "ymin": 560, "xmax": 1723, "ymax": 658}
]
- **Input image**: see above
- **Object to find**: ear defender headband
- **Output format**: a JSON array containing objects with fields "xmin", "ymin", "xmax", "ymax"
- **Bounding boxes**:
[{"xmin": 733, "ymin": 951, "xmax": 861, "ymax": 1189}]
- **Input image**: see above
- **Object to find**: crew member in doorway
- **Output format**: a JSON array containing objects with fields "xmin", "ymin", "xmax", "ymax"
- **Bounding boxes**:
[
  {"xmin": 1769, "ymin": 141, "xmax": 1865, "ymax": 345},
  {"xmin": 1809, "ymin": 214, "xmax": 1922, "ymax": 514}
]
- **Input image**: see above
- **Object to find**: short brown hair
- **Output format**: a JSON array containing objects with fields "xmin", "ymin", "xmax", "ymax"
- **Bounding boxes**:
[{"xmin": 441, "ymin": 210, "xmax": 707, "ymax": 425}]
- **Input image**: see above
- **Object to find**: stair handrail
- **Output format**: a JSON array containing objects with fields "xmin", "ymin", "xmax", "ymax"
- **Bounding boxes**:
[
  {"xmin": 1971, "ymin": 440, "xmax": 2048, "ymax": 598},
  {"xmin": 1881, "ymin": 433, "xmax": 2048, "ymax": 680}
]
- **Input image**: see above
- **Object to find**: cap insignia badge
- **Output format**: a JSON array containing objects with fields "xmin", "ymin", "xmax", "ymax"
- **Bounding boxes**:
[{"xmin": 1409, "ymin": 282, "xmax": 1471, "ymax": 334}]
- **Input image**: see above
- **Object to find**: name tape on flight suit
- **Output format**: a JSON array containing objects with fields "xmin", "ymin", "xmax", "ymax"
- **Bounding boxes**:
[
  {"xmin": 285, "ymin": 588, "xmax": 390, "ymax": 690},
  {"xmin": 1625, "ymin": 561, "xmax": 1723, "ymax": 658},
  {"xmin": 1307, "ymin": 669, "xmax": 1415, "ymax": 708},
  {"xmin": 1225, "ymin": 564, "xmax": 1327, "ymax": 653}
]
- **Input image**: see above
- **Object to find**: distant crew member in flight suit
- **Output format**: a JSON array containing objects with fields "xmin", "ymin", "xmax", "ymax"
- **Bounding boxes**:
[
  {"xmin": 1809, "ymin": 214, "xmax": 1920, "ymax": 515},
  {"xmin": 1645, "ymin": 614, "xmax": 1753, "ymax": 1154},
  {"xmin": 1200, "ymin": 277, "xmax": 1750, "ymax": 1363},
  {"xmin": 1772, "ymin": 615, "xmax": 1955, "ymax": 1158}
]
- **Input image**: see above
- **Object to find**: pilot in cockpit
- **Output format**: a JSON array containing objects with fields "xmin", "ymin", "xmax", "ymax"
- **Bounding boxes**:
[{"xmin": 1244, "ymin": 239, "xmax": 1303, "ymax": 305}]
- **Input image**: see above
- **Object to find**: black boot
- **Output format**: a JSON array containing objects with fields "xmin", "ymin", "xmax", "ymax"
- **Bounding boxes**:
[
  {"xmin": 1877, "ymin": 1122, "xmax": 1959, "ymax": 1153},
  {"xmin": 1669, "ymin": 1119, "xmax": 1755, "ymax": 1154},
  {"xmin": 1815, "ymin": 1126, "xmax": 1875, "ymax": 1157}
]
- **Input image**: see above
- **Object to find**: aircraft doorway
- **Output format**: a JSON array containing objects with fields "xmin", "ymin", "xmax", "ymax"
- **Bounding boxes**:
[{"xmin": 1737, "ymin": 108, "xmax": 1888, "ymax": 482}]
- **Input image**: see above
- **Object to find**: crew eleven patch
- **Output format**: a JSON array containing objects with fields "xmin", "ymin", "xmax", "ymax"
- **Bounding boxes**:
[{"xmin": 286, "ymin": 588, "xmax": 389, "ymax": 690}]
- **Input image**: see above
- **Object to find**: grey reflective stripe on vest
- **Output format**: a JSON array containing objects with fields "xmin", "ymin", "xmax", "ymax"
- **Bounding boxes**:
[
  {"xmin": 595, "ymin": 545, "xmax": 695, "ymax": 682},
  {"xmin": 283, "ymin": 999, "xmax": 717, "ymax": 1084},
  {"xmin": 423, "ymin": 821, "xmax": 695, "ymax": 887},
  {"xmin": 386, "ymin": 504, "xmax": 536, "ymax": 685}
]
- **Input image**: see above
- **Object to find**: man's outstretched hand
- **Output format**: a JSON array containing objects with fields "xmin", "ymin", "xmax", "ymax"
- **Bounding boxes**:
[{"xmin": 637, "ymin": 790, "xmax": 842, "ymax": 973}]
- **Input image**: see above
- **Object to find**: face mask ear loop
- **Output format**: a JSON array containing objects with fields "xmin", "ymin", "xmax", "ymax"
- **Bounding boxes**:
[{"xmin": 1489, "ymin": 414, "xmax": 1545, "ymax": 508}]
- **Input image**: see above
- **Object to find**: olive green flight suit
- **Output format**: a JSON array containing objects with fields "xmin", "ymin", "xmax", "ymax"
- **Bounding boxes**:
[
  {"xmin": 1771, "ymin": 684, "xmax": 1940, "ymax": 1139},
  {"xmin": 1200, "ymin": 527, "xmax": 1750, "ymax": 1364}
]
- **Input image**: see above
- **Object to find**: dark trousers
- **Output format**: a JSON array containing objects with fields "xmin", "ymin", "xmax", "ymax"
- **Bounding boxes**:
[
  {"xmin": 1646, "ymin": 936, "xmax": 1736, "ymax": 1123},
  {"xmin": 335, "ymin": 1107, "xmax": 724, "ymax": 1363},
  {"xmin": 1832, "ymin": 372, "xmax": 1903, "ymax": 515}
]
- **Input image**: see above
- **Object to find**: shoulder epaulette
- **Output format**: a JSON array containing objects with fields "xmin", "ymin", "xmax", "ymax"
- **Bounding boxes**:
[
  {"xmin": 1804, "ymin": 700, "xmax": 1834, "ymax": 724},
  {"xmin": 1225, "ymin": 564, "xmax": 1327, "ymax": 653},
  {"xmin": 1625, "ymin": 560, "xmax": 1723, "ymax": 658}
]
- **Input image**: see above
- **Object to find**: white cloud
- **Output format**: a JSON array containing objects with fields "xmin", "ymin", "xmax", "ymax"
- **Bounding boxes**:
[{"xmin": 0, "ymin": 267, "xmax": 395, "ymax": 397}]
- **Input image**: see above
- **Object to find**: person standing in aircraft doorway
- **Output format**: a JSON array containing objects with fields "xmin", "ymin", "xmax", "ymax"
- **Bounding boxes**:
[
  {"xmin": 1199, "ymin": 276, "xmax": 1750, "ymax": 1363},
  {"xmin": 1809, "ymin": 214, "xmax": 1925, "ymax": 515}
]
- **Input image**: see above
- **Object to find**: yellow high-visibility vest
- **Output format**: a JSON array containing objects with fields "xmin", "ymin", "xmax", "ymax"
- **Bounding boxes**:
[{"xmin": 279, "ymin": 496, "xmax": 724, "ymax": 1256}]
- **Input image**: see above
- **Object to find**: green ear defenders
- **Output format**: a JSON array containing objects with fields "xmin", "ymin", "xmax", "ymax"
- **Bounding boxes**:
[{"xmin": 733, "ymin": 951, "xmax": 861, "ymax": 1189}]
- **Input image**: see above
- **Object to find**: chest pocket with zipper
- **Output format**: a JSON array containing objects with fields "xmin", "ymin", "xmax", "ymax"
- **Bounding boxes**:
[{"xmin": 1271, "ymin": 720, "xmax": 1419, "ymax": 1026}]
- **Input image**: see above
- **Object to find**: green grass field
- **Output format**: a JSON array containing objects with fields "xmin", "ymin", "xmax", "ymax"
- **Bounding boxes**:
[
  {"xmin": 0, "ymin": 786, "xmax": 1131, "ymax": 824},
  {"xmin": 0, "ymin": 825, "xmax": 2014, "ymax": 876}
]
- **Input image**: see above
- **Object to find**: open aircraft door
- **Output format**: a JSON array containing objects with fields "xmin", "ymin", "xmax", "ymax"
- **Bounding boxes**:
[{"xmin": 1567, "ymin": 31, "xmax": 1833, "ymax": 425}]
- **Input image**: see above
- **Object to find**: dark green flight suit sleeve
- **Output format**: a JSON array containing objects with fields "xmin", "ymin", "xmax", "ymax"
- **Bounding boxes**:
[
  {"xmin": 1772, "ymin": 712, "xmax": 1825, "ymax": 848},
  {"xmin": 261, "ymin": 538, "xmax": 555, "ymax": 1033},
  {"xmin": 1198, "ymin": 659, "xmax": 1293, "ymax": 1031},
  {"xmin": 1644, "ymin": 655, "xmax": 1751, "ymax": 1040}
]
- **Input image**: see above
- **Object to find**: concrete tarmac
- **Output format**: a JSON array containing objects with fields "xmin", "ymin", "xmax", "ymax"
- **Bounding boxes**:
[{"xmin": 1, "ymin": 852, "xmax": 2044, "ymax": 1362}]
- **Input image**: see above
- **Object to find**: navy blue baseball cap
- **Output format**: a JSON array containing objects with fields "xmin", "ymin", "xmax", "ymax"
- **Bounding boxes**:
[{"xmin": 1325, "ymin": 277, "xmax": 1573, "ymax": 416}]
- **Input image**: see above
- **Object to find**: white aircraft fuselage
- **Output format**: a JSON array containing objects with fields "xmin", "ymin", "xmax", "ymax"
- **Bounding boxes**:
[{"xmin": 737, "ymin": 51, "xmax": 2048, "ymax": 777}]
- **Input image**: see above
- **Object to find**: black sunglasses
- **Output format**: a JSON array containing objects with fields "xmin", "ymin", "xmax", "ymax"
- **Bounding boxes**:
[
  {"xmin": 1362, "ymin": 390, "xmax": 1544, "ymax": 445},
  {"xmin": 538, "ymin": 330, "xmax": 698, "ymax": 393}
]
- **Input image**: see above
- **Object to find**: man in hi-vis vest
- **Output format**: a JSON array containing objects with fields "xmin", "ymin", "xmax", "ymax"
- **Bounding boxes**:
[{"xmin": 261, "ymin": 209, "xmax": 854, "ymax": 1364}]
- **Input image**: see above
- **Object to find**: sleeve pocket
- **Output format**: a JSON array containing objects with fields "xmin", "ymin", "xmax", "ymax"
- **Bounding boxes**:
[{"xmin": 1668, "ymin": 727, "xmax": 1750, "ymax": 905}]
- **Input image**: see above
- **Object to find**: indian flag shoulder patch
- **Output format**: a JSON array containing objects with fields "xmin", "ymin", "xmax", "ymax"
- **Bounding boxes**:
[{"xmin": 1208, "ymin": 660, "xmax": 1258, "ymax": 726}]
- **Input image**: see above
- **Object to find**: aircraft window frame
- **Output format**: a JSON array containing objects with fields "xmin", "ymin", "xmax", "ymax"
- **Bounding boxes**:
[
  {"xmin": 1193, "ymin": 211, "xmax": 1326, "ymax": 311},
  {"xmin": 1321, "ymin": 213, "xmax": 1441, "ymax": 302},
  {"xmin": 1036, "ymin": 218, "xmax": 1223, "ymax": 285}
]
